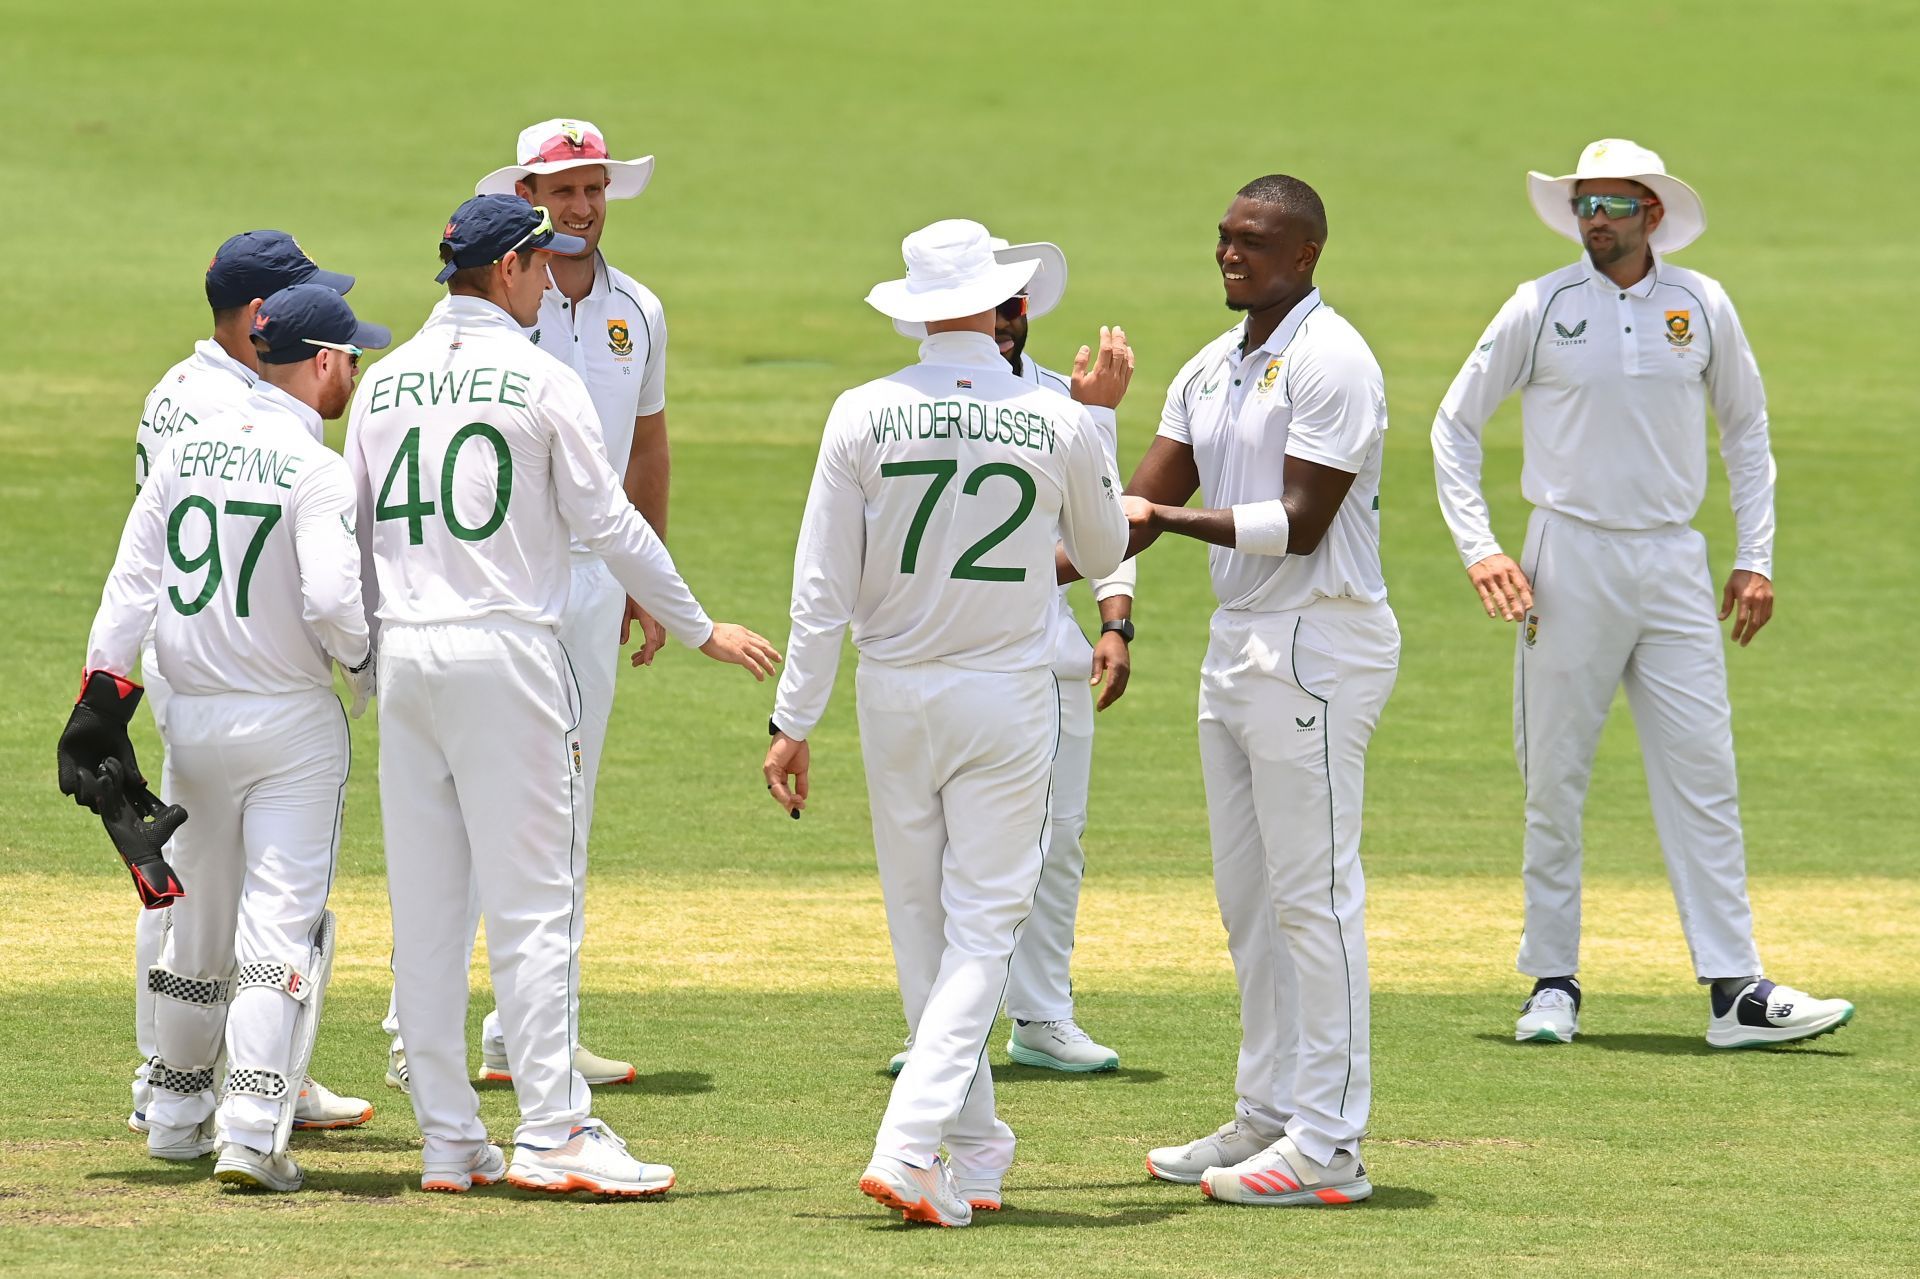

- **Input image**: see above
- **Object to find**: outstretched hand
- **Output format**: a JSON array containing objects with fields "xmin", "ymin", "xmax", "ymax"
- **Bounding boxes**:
[
  {"xmin": 699, "ymin": 623, "xmax": 782, "ymax": 680},
  {"xmin": 1070, "ymin": 326, "xmax": 1135, "ymax": 410}
]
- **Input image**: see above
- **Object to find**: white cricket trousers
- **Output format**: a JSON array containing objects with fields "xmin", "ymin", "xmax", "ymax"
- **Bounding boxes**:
[
  {"xmin": 1005, "ymin": 619, "xmax": 1097, "ymax": 1023},
  {"xmin": 131, "ymin": 636, "xmax": 173, "ymax": 1116},
  {"xmin": 380, "ymin": 619, "xmax": 589, "ymax": 1160},
  {"xmin": 145, "ymin": 687, "xmax": 346, "ymax": 1151},
  {"xmin": 862, "ymin": 659, "xmax": 1058, "ymax": 1176},
  {"xmin": 1199, "ymin": 598, "xmax": 1398, "ymax": 1167},
  {"xmin": 1514, "ymin": 509, "xmax": 1762, "ymax": 981},
  {"xmin": 379, "ymin": 554, "xmax": 620, "ymax": 1048}
]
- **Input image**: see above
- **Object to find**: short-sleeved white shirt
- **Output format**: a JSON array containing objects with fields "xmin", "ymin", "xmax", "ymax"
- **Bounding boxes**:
[
  {"xmin": 1158, "ymin": 289, "xmax": 1389, "ymax": 612},
  {"xmin": 528, "ymin": 254, "xmax": 666, "ymax": 476}
]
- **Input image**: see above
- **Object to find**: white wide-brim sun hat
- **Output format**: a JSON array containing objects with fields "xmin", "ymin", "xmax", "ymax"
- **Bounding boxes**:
[
  {"xmin": 870, "ymin": 220, "xmax": 1045, "ymax": 339},
  {"xmin": 1526, "ymin": 138, "xmax": 1706, "ymax": 254},
  {"xmin": 475, "ymin": 118, "xmax": 654, "ymax": 201}
]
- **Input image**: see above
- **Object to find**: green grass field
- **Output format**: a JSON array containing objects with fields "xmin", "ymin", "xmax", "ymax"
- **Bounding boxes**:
[{"xmin": 3, "ymin": 1, "xmax": 1918, "ymax": 1274}]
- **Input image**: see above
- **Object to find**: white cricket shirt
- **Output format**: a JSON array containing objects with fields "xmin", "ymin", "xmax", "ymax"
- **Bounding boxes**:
[
  {"xmin": 1431, "ymin": 255, "xmax": 1776, "ymax": 576},
  {"xmin": 344, "ymin": 295, "xmax": 710, "ymax": 646},
  {"xmin": 529, "ymin": 254, "xmax": 666, "ymax": 552},
  {"xmin": 1157, "ymin": 289, "xmax": 1390, "ymax": 612},
  {"xmin": 88, "ymin": 380, "xmax": 369, "ymax": 695},
  {"xmin": 136, "ymin": 339, "xmax": 258, "ymax": 491},
  {"xmin": 772, "ymin": 330, "xmax": 1130, "ymax": 739},
  {"xmin": 1019, "ymin": 354, "xmax": 1139, "ymax": 605}
]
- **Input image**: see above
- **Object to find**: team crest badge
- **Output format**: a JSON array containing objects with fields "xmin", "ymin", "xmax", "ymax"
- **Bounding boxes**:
[
  {"xmin": 571, "ymin": 738, "xmax": 583, "ymax": 776},
  {"xmin": 1256, "ymin": 357, "xmax": 1283, "ymax": 395},
  {"xmin": 607, "ymin": 319, "xmax": 634, "ymax": 358},
  {"xmin": 1664, "ymin": 310, "xmax": 1692, "ymax": 348},
  {"xmin": 561, "ymin": 123, "xmax": 585, "ymax": 147},
  {"xmin": 1525, "ymin": 613, "xmax": 1540, "ymax": 647}
]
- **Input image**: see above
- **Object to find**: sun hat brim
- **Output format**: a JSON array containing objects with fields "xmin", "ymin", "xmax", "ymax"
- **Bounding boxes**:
[
  {"xmin": 1526, "ymin": 168, "xmax": 1706, "ymax": 253},
  {"xmin": 873, "ymin": 257, "xmax": 1041, "ymax": 340},
  {"xmin": 474, "ymin": 155, "xmax": 655, "ymax": 201}
]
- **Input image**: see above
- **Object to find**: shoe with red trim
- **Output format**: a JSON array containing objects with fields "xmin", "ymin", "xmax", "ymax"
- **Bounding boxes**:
[{"xmin": 1199, "ymin": 1135, "xmax": 1372, "ymax": 1207}]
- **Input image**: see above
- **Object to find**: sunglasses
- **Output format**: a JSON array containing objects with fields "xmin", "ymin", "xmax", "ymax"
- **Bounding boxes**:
[
  {"xmin": 501, "ymin": 204, "xmax": 557, "ymax": 260},
  {"xmin": 303, "ymin": 338, "xmax": 363, "ymax": 371},
  {"xmin": 1570, "ymin": 193, "xmax": 1658, "ymax": 220},
  {"xmin": 996, "ymin": 293, "xmax": 1028, "ymax": 321}
]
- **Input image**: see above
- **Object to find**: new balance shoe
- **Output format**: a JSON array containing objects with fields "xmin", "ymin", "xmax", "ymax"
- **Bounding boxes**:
[
  {"xmin": 1200, "ymin": 1135, "xmax": 1372, "ymax": 1207},
  {"xmin": 888, "ymin": 1033, "xmax": 913, "ymax": 1076},
  {"xmin": 147, "ymin": 1115, "xmax": 217, "ymax": 1161},
  {"xmin": 858, "ymin": 1154, "xmax": 972, "ymax": 1227},
  {"xmin": 292, "ymin": 1076, "xmax": 374, "ymax": 1130},
  {"xmin": 481, "ymin": 1044, "xmax": 637, "ymax": 1086},
  {"xmin": 422, "ymin": 1143, "xmax": 506, "ymax": 1193},
  {"xmin": 1516, "ymin": 987, "xmax": 1579, "ymax": 1043},
  {"xmin": 214, "ymin": 1141, "xmax": 304, "ymax": 1192},
  {"xmin": 1707, "ymin": 979, "xmax": 1854, "ymax": 1049},
  {"xmin": 1007, "ymin": 1019, "xmax": 1119, "ymax": 1072},
  {"xmin": 952, "ymin": 1167, "xmax": 1004, "ymax": 1212},
  {"xmin": 1146, "ymin": 1119, "xmax": 1270, "ymax": 1184},
  {"xmin": 506, "ymin": 1119, "xmax": 674, "ymax": 1197},
  {"xmin": 385, "ymin": 1047, "xmax": 410, "ymax": 1094}
]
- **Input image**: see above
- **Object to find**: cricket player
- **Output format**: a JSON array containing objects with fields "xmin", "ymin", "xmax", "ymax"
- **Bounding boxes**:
[
  {"xmin": 352, "ymin": 195, "xmax": 779, "ymax": 1196},
  {"xmin": 885, "ymin": 235, "xmax": 1137, "ymax": 1075},
  {"xmin": 1122, "ymin": 176, "xmax": 1395, "ymax": 1207},
  {"xmin": 127, "ymin": 232, "xmax": 372, "ymax": 1136},
  {"xmin": 380, "ymin": 120, "xmax": 663, "ymax": 1092},
  {"xmin": 75, "ymin": 282, "xmax": 390, "ymax": 1190},
  {"xmin": 764, "ymin": 219, "xmax": 1130, "ymax": 1226},
  {"xmin": 1429, "ymin": 139, "xmax": 1854, "ymax": 1047}
]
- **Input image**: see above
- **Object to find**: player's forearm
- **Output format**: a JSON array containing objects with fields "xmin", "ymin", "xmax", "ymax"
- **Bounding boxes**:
[
  {"xmin": 1431, "ymin": 412, "xmax": 1503, "ymax": 567},
  {"xmin": 769, "ymin": 627, "xmax": 845, "ymax": 741},
  {"xmin": 625, "ymin": 416, "xmax": 670, "ymax": 539},
  {"xmin": 1098, "ymin": 593, "xmax": 1132, "ymax": 623},
  {"xmin": 1145, "ymin": 504, "xmax": 1237, "ymax": 548}
]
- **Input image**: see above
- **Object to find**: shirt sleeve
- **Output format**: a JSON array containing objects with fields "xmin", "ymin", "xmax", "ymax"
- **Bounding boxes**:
[
  {"xmin": 85, "ymin": 464, "xmax": 170, "ymax": 677},
  {"xmin": 1703, "ymin": 282, "xmax": 1777, "ymax": 578},
  {"xmin": 1081, "ymin": 403, "xmax": 1137, "ymax": 601},
  {"xmin": 342, "ymin": 399, "xmax": 382, "ymax": 646},
  {"xmin": 1155, "ymin": 353, "xmax": 1201, "ymax": 444},
  {"xmin": 1058, "ymin": 406, "xmax": 1128, "ymax": 583},
  {"xmin": 1430, "ymin": 289, "xmax": 1535, "ymax": 568},
  {"xmin": 635, "ymin": 301, "xmax": 667, "ymax": 418},
  {"xmin": 290, "ymin": 454, "xmax": 371, "ymax": 669},
  {"xmin": 1282, "ymin": 330, "xmax": 1388, "ymax": 474},
  {"xmin": 770, "ymin": 397, "xmax": 865, "ymax": 741},
  {"xmin": 544, "ymin": 369, "xmax": 712, "ymax": 647}
]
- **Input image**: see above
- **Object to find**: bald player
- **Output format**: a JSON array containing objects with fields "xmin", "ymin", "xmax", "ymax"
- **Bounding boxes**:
[
  {"xmin": 128, "ymin": 232, "xmax": 371, "ymax": 1137},
  {"xmin": 765, "ymin": 219, "xmax": 1129, "ymax": 1226},
  {"xmin": 351, "ymin": 196, "xmax": 778, "ymax": 1196}
]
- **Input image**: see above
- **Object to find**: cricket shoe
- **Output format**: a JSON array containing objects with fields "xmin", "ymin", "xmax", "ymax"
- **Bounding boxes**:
[
  {"xmin": 1146, "ymin": 1119, "xmax": 1270, "ymax": 1184},
  {"xmin": 858, "ymin": 1154, "xmax": 972, "ymax": 1227},
  {"xmin": 147, "ymin": 1115, "xmax": 217, "ymax": 1161},
  {"xmin": 385, "ymin": 1047, "xmax": 410, "ymax": 1095},
  {"xmin": 129, "ymin": 1064, "xmax": 152, "ymax": 1132},
  {"xmin": 292, "ymin": 1077, "xmax": 374, "ymax": 1130},
  {"xmin": 888, "ymin": 1034, "xmax": 913, "ymax": 1076},
  {"xmin": 481, "ymin": 1044, "xmax": 638, "ymax": 1086},
  {"xmin": 214, "ymin": 1142, "xmax": 304, "ymax": 1192},
  {"xmin": 1007, "ymin": 1019, "xmax": 1119, "ymax": 1072},
  {"xmin": 1707, "ymin": 979, "xmax": 1854, "ymax": 1049},
  {"xmin": 422, "ymin": 1143, "xmax": 506, "ymax": 1193},
  {"xmin": 1515, "ymin": 987, "xmax": 1579, "ymax": 1043},
  {"xmin": 127, "ymin": 1110, "xmax": 149, "ymax": 1135},
  {"xmin": 1200, "ymin": 1135, "xmax": 1372, "ymax": 1207},
  {"xmin": 506, "ymin": 1119, "xmax": 674, "ymax": 1197},
  {"xmin": 952, "ymin": 1166, "xmax": 1004, "ymax": 1212}
]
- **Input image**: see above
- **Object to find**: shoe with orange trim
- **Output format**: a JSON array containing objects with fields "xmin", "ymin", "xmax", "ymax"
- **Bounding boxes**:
[
  {"xmin": 952, "ymin": 1166, "xmax": 1004, "ymax": 1211},
  {"xmin": 506, "ymin": 1119, "xmax": 674, "ymax": 1197},
  {"xmin": 858, "ymin": 1154, "xmax": 972, "ymax": 1227},
  {"xmin": 421, "ymin": 1142, "xmax": 506, "ymax": 1193},
  {"xmin": 291, "ymin": 1076, "xmax": 374, "ymax": 1130},
  {"xmin": 1199, "ymin": 1135, "xmax": 1372, "ymax": 1207}
]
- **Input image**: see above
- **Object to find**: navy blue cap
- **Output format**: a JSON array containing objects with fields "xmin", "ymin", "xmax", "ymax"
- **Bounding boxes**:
[
  {"xmin": 250, "ymin": 284, "xmax": 392, "ymax": 366},
  {"xmin": 206, "ymin": 231, "xmax": 354, "ymax": 310},
  {"xmin": 435, "ymin": 195, "xmax": 588, "ymax": 283}
]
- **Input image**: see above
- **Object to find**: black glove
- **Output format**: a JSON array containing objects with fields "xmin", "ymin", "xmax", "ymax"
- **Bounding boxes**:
[
  {"xmin": 57, "ymin": 670, "xmax": 146, "ymax": 812},
  {"xmin": 95, "ymin": 757, "xmax": 187, "ymax": 909}
]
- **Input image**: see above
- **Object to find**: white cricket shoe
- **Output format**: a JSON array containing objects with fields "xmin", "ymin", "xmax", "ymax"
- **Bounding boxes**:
[
  {"xmin": 1146, "ymin": 1119, "xmax": 1270, "ymax": 1184},
  {"xmin": 385, "ymin": 1047, "xmax": 410, "ymax": 1094},
  {"xmin": 481, "ymin": 1044, "xmax": 637, "ymax": 1086},
  {"xmin": 858, "ymin": 1154, "xmax": 972, "ymax": 1227},
  {"xmin": 952, "ymin": 1167, "xmax": 1004, "ymax": 1212},
  {"xmin": 129, "ymin": 1064, "xmax": 151, "ymax": 1133},
  {"xmin": 1007, "ymin": 1019, "xmax": 1119, "ymax": 1072},
  {"xmin": 292, "ymin": 1076, "xmax": 374, "ymax": 1130},
  {"xmin": 422, "ymin": 1143, "xmax": 506, "ymax": 1193},
  {"xmin": 1200, "ymin": 1135, "xmax": 1372, "ymax": 1206},
  {"xmin": 888, "ymin": 1033, "xmax": 913, "ymax": 1076},
  {"xmin": 214, "ymin": 1141, "xmax": 304, "ymax": 1192},
  {"xmin": 147, "ymin": 1115, "xmax": 217, "ymax": 1161},
  {"xmin": 1515, "ymin": 987, "xmax": 1579, "ymax": 1043},
  {"xmin": 506, "ymin": 1119, "xmax": 674, "ymax": 1197},
  {"xmin": 1707, "ymin": 979, "xmax": 1855, "ymax": 1049}
]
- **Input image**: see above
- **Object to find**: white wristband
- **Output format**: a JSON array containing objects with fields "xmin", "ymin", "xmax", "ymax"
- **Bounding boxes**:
[{"xmin": 1232, "ymin": 501, "xmax": 1291, "ymax": 557}]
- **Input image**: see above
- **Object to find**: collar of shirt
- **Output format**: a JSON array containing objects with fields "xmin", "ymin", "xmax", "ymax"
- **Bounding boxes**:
[
  {"xmin": 541, "ymin": 252, "xmax": 613, "ymax": 312},
  {"xmin": 1240, "ymin": 287, "xmax": 1323, "ymax": 358},
  {"xmin": 428, "ymin": 293, "xmax": 527, "ymax": 332},
  {"xmin": 193, "ymin": 337, "xmax": 257, "ymax": 387},
  {"xmin": 917, "ymin": 330, "xmax": 1007, "ymax": 369},
  {"xmin": 1580, "ymin": 252, "xmax": 1663, "ymax": 298},
  {"xmin": 248, "ymin": 377, "xmax": 325, "ymax": 443}
]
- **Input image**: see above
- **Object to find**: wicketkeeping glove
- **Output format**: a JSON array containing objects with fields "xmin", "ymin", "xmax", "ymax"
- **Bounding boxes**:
[
  {"xmin": 95, "ymin": 757, "xmax": 187, "ymax": 909},
  {"xmin": 57, "ymin": 670, "xmax": 147, "ymax": 812}
]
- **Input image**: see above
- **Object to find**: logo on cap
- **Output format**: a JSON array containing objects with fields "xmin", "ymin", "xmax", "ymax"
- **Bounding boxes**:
[
  {"xmin": 444, "ymin": 221, "xmax": 459, "ymax": 239},
  {"xmin": 252, "ymin": 311, "xmax": 270, "ymax": 332},
  {"xmin": 561, "ymin": 123, "xmax": 584, "ymax": 146},
  {"xmin": 607, "ymin": 319, "xmax": 633, "ymax": 358}
]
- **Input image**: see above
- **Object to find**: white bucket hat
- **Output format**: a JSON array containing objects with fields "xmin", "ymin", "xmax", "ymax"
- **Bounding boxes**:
[
  {"xmin": 475, "ymin": 118, "xmax": 654, "ymax": 201},
  {"xmin": 1526, "ymin": 138, "xmax": 1706, "ymax": 254},
  {"xmin": 868, "ymin": 220, "xmax": 1044, "ymax": 339}
]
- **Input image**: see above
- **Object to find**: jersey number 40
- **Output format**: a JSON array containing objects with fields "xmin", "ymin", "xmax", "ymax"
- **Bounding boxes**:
[{"xmin": 375, "ymin": 424, "xmax": 513, "ymax": 545}]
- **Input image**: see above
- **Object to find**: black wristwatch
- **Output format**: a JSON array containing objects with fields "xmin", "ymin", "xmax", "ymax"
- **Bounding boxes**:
[{"xmin": 1100, "ymin": 618, "xmax": 1135, "ymax": 643}]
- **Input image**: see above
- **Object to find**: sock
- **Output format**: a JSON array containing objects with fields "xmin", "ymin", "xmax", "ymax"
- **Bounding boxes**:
[
  {"xmin": 1710, "ymin": 976, "xmax": 1762, "ymax": 1016},
  {"xmin": 1530, "ymin": 975, "xmax": 1581, "ymax": 1011}
]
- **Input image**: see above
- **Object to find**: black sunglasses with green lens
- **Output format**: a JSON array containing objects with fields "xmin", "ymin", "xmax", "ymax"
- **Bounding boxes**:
[{"xmin": 1570, "ymin": 193, "xmax": 1658, "ymax": 220}]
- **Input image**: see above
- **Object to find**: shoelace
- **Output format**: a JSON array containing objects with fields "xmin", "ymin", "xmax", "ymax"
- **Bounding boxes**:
[
  {"xmin": 577, "ymin": 1120, "xmax": 630, "ymax": 1154},
  {"xmin": 1043, "ymin": 1019, "xmax": 1093, "ymax": 1044}
]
